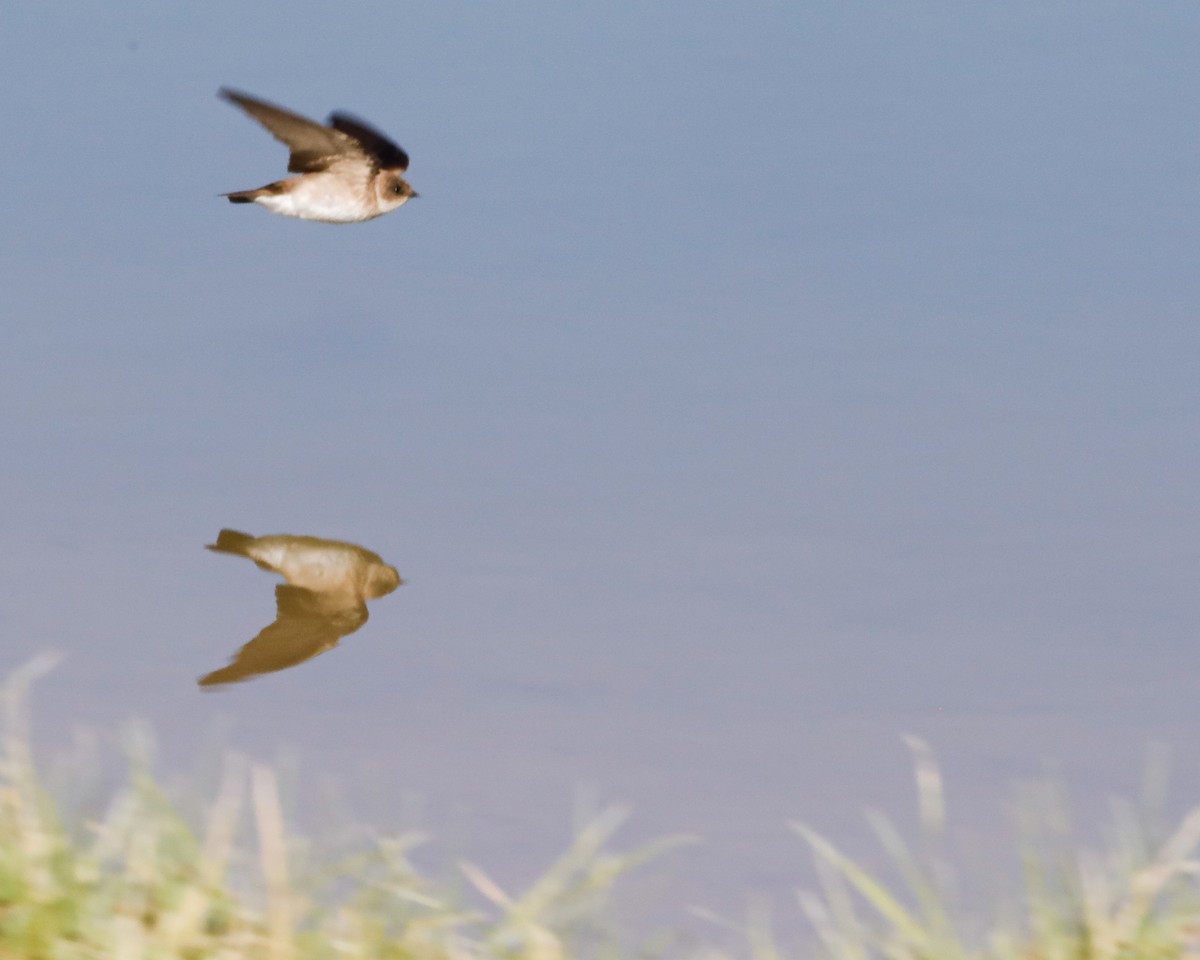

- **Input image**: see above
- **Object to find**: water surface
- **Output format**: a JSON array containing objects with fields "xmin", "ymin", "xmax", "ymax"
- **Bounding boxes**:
[{"xmin": 3, "ymin": 0, "xmax": 1200, "ymax": 922}]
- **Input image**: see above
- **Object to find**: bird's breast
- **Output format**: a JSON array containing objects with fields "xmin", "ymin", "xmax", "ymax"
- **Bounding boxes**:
[{"xmin": 258, "ymin": 170, "xmax": 380, "ymax": 223}]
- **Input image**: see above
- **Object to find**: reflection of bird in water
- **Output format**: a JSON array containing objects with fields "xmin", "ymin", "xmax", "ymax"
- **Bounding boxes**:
[{"xmin": 199, "ymin": 529, "xmax": 403, "ymax": 688}]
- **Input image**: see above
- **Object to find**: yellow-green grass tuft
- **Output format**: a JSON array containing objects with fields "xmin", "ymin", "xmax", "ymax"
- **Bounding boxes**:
[{"xmin": 4, "ymin": 656, "xmax": 1200, "ymax": 960}]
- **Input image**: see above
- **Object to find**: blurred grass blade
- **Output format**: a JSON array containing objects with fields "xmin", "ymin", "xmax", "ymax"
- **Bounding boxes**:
[
  {"xmin": 791, "ymin": 821, "xmax": 925, "ymax": 942},
  {"xmin": 252, "ymin": 763, "xmax": 293, "ymax": 960}
]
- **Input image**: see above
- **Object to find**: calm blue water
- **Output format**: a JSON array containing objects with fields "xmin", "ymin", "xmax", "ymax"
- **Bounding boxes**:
[{"xmin": 3, "ymin": 0, "xmax": 1200, "ymax": 925}]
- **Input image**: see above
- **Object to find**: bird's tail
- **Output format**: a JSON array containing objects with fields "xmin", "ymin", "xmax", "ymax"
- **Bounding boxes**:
[
  {"xmin": 206, "ymin": 529, "xmax": 257, "ymax": 556},
  {"xmin": 222, "ymin": 189, "xmax": 265, "ymax": 204},
  {"xmin": 222, "ymin": 181, "xmax": 285, "ymax": 204}
]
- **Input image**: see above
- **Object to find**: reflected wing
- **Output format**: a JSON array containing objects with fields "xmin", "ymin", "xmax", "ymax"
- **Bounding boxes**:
[
  {"xmin": 329, "ymin": 113, "xmax": 410, "ymax": 171},
  {"xmin": 199, "ymin": 585, "xmax": 368, "ymax": 687},
  {"xmin": 220, "ymin": 88, "xmax": 364, "ymax": 173}
]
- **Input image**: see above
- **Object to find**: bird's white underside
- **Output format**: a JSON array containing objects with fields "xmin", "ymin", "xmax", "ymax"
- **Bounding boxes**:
[
  {"xmin": 255, "ymin": 169, "xmax": 410, "ymax": 223},
  {"xmin": 247, "ymin": 540, "xmax": 372, "ymax": 593}
]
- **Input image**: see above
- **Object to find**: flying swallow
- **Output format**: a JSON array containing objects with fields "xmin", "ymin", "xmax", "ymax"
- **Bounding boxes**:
[
  {"xmin": 199, "ymin": 529, "xmax": 403, "ymax": 687},
  {"xmin": 219, "ymin": 88, "xmax": 418, "ymax": 223}
]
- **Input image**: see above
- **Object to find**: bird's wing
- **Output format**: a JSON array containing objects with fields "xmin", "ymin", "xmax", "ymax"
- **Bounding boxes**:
[
  {"xmin": 329, "ymin": 113, "xmax": 410, "ymax": 171},
  {"xmin": 198, "ymin": 585, "xmax": 368, "ymax": 687},
  {"xmin": 220, "ymin": 88, "xmax": 363, "ymax": 173}
]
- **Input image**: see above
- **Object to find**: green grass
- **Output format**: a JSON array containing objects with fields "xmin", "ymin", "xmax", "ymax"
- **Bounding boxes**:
[
  {"xmin": 789, "ymin": 737, "xmax": 1200, "ymax": 960},
  {"xmin": 0, "ymin": 656, "xmax": 690, "ymax": 960},
  {"xmin": 3, "ymin": 656, "xmax": 1200, "ymax": 959}
]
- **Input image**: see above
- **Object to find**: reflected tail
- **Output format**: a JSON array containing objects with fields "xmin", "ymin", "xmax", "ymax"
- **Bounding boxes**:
[{"xmin": 206, "ymin": 529, "xmax": 256, "ymax": 556}]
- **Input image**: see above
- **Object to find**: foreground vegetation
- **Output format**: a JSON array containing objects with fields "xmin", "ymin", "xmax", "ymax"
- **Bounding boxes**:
[{"xmin": 3, "ymin": 656, "xmax": 1200, "ymax": 960}]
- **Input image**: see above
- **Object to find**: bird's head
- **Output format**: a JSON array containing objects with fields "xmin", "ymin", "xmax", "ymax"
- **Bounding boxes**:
[
  {"xmin": 366, "ymin": 563, "xmax": 404, "ymax": 598},
  {"xmin": 377, "ymin": 171, "xmax": 418, "ymax": 211}
]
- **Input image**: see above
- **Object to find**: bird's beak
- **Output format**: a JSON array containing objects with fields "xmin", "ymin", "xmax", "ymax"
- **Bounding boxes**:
[{"xmin": 411, "ymin": 191, "xmax": 420, "ymax": 199}]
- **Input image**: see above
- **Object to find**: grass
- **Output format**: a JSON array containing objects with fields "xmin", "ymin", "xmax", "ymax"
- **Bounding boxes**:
[
  {"xmin": 0, "ymin": 655, "xmax": 690, "ymax": 960},
  {"xmin": 789, "ymin": 737, "xmax": 1200, "ymax": 960},
  {"xmin": 3, "ymin": 655, "xmax": 1200, "ymax": 959}
]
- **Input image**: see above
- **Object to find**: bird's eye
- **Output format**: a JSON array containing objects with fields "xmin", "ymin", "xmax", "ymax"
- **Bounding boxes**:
[{"xmin": 393, "ymin": 183, "xmax": 404, "ymax": 195}]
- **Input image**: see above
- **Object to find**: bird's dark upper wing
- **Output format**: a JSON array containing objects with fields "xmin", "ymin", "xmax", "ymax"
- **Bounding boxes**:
[
  {"xmin": 329, "ymin": 113, "xmax": 410, "ymax": 171},
  {"xmin": 220, "ymin": 88, "xmax": 362, "ymax": 173},
  {"xmin": 198, "ymin": 585, "xmax": 368, "ymax": 687}
]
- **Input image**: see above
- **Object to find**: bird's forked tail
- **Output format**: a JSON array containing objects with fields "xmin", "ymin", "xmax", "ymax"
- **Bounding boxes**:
[{"xmin": 206, "ymin": 528, "xmax": 257, "ymax": 556}]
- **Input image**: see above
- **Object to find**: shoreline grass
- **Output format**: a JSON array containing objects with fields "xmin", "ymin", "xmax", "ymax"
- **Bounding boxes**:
[
  {"xmin": 1, "ymin": 655, "xmax": 693, "ymax": 960},
  {"xmin": 4, "ymin": 656, "xmax": 1200, "ymax": 959}
]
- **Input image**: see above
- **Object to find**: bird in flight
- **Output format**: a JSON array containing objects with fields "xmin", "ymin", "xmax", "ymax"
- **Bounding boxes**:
[
  {"xmin": 199, "ymin": 529, "xmax": 403, "ymax": 687},
  {"xmin": 218, "ymin": 88, "xmax": 418, "ymax": 223}
]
